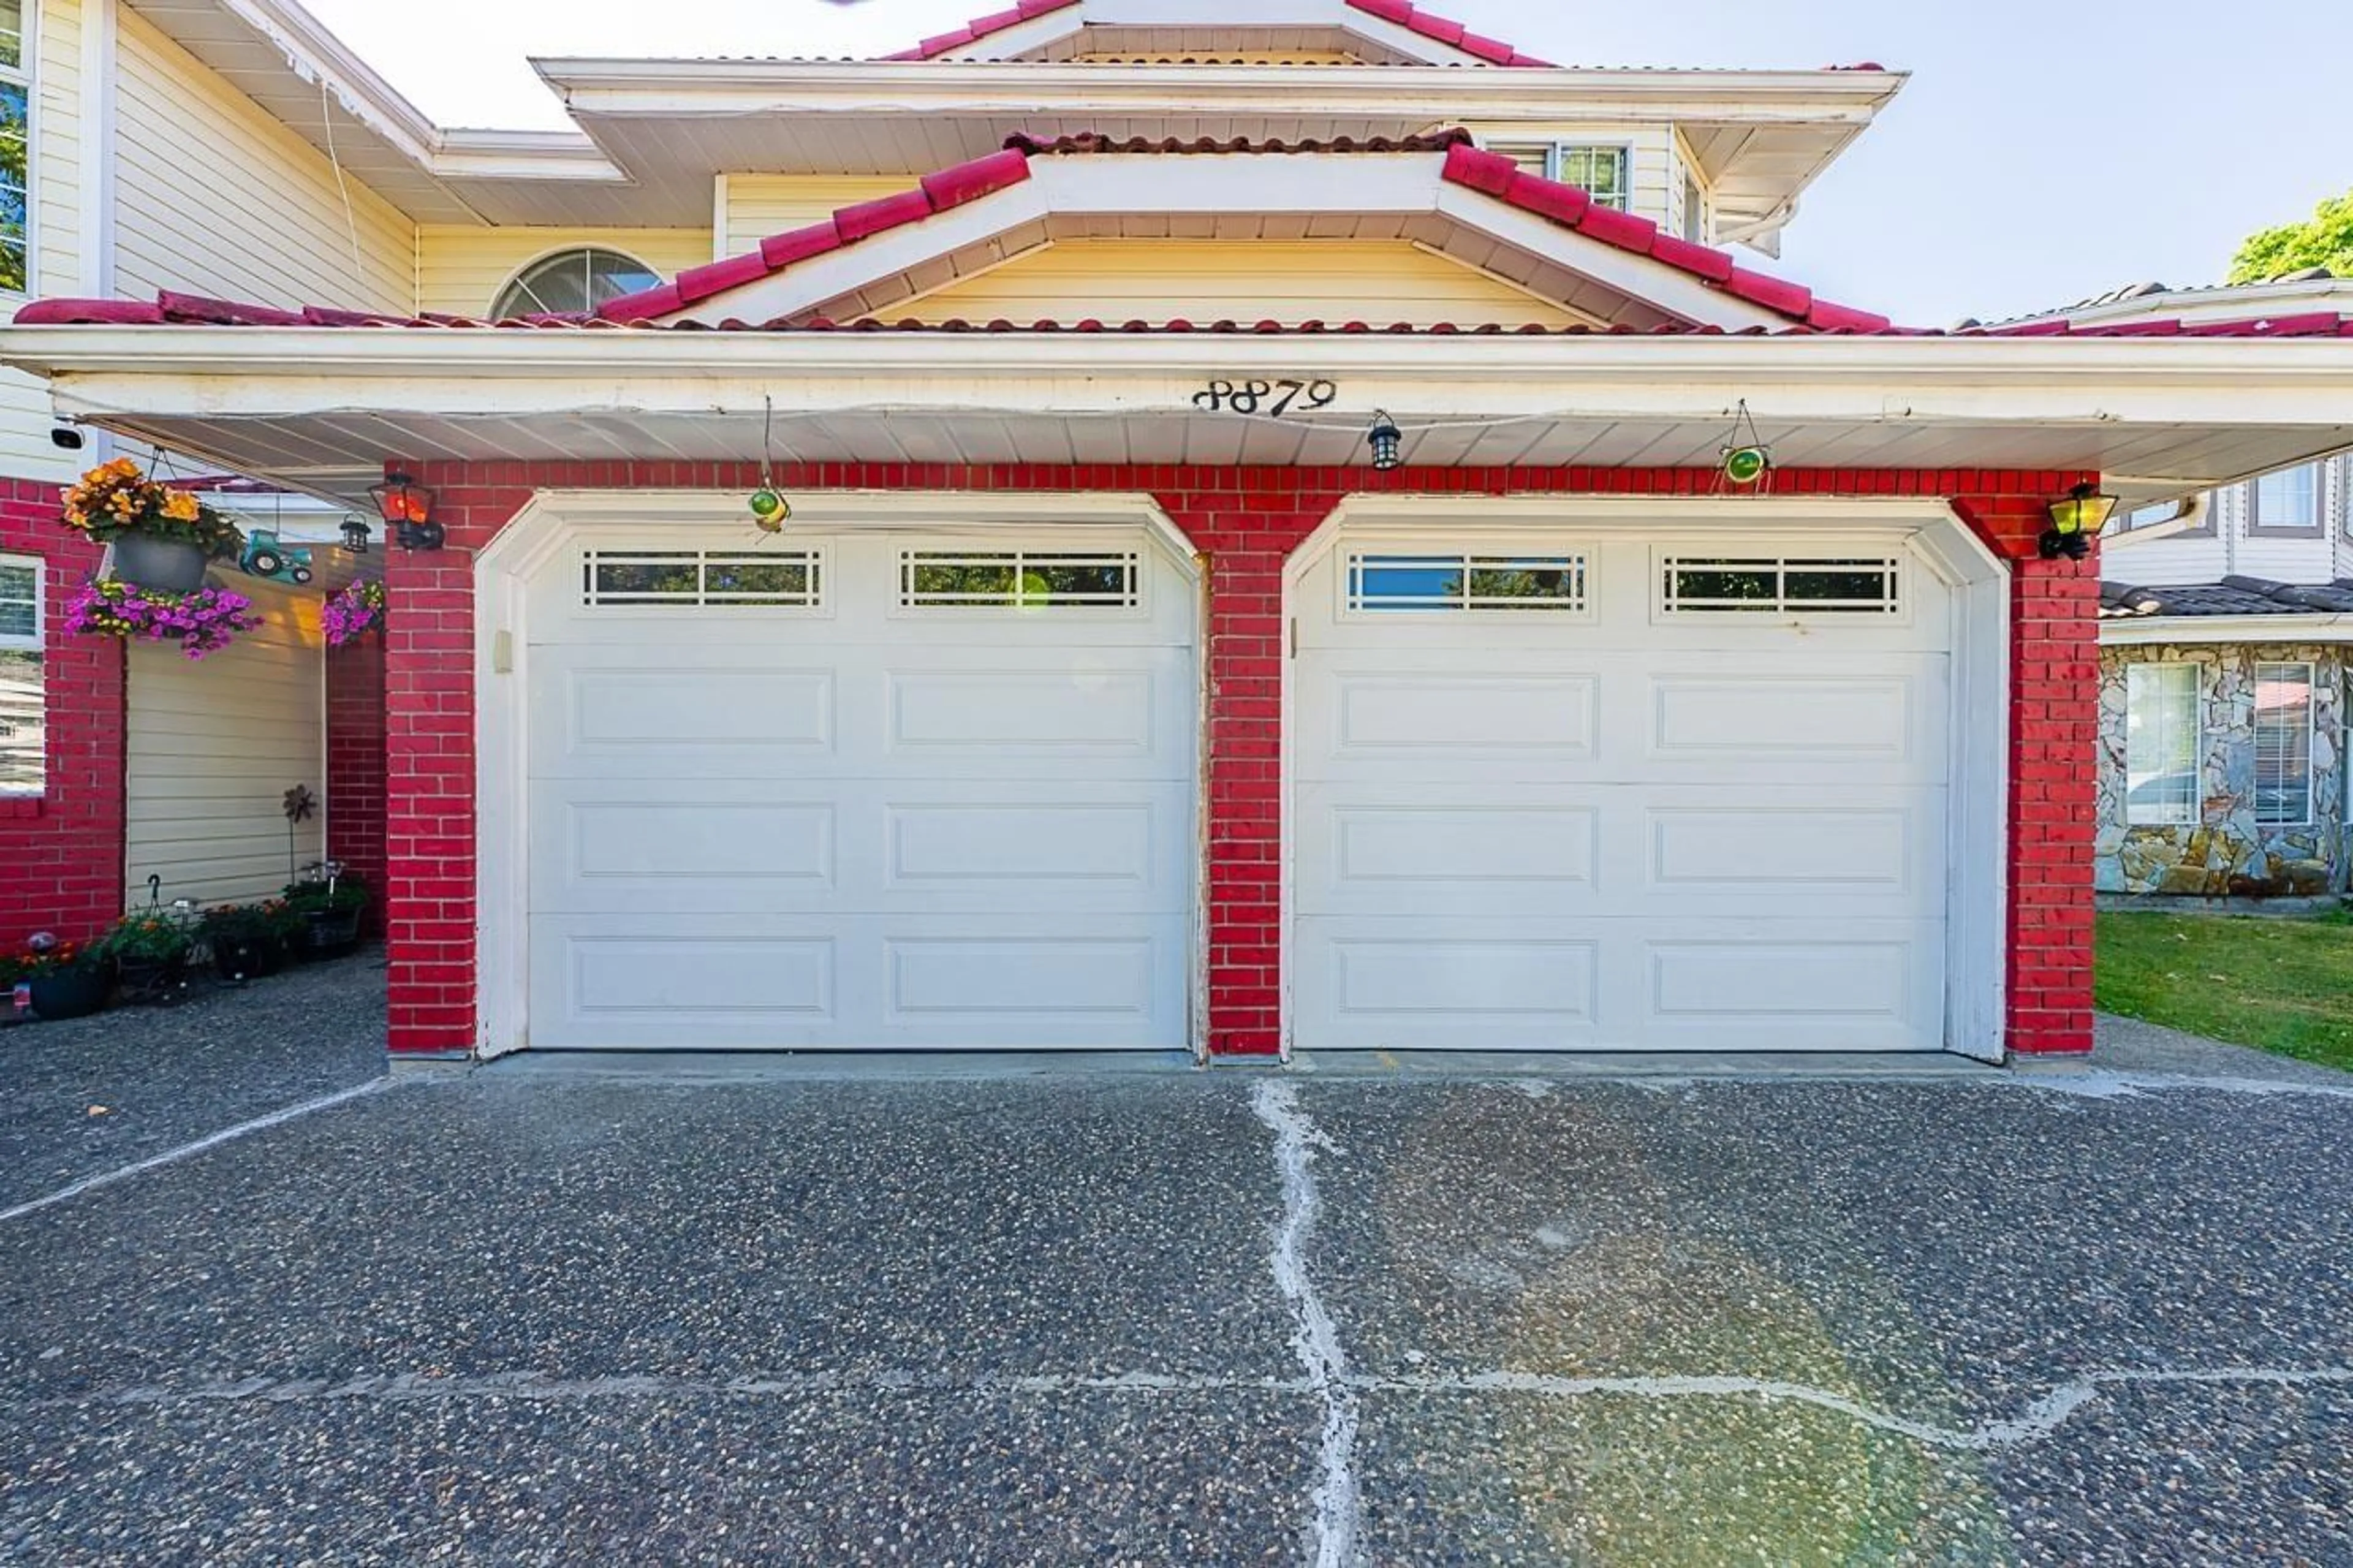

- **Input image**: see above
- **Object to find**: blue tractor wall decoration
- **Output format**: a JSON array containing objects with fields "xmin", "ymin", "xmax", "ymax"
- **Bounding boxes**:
[{"xmin": 239, "ymin": 530, "xmax": 316, "ymax": 586}]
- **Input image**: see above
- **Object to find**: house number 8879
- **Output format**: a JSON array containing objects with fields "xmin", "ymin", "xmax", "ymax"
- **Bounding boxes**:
[{"xmin": 1193, "ymin": 379, "xmax": 1339, "ymax": 416}]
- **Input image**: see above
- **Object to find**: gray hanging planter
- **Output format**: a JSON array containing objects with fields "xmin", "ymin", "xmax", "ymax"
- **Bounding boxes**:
[{"xmin": 111, "ymin": 533, "xmax": 211, "ymax": 593}]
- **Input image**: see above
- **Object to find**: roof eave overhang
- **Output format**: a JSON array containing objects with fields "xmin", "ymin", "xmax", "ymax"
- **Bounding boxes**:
[
  {"xmin": 2101, "ymin": 613, "xmax": 2353, "ymax": 646},
  {"xmin": 7, "ymin": 328, "xmax": 2347, "ymax": 507}
]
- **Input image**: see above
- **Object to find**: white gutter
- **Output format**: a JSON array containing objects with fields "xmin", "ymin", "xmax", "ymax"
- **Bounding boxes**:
[
  {"xmin": 533, "ymin": 59, "xmax": 1904, "ymax": 124},
  {"xmin": 2101, "ymin": 613, "xmax": 2353, "ymax": 646},
  {"xmin": 2101, "ymin": 491, "xmax": 2213, "ymax": 547}
]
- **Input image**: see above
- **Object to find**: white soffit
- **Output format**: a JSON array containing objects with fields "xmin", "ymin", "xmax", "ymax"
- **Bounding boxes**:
[{"xmin": 929, "ymin": 0, "xmax": 1501, "ymax": 68}]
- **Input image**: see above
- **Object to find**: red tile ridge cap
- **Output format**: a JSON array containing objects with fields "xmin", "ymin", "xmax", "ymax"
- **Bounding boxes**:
[
  {"xmin": 1439, "ymin": 142, "xmax": 1897, "ymax": 331},
  {"xmin": 1343, "ymin": 0, "xmax": 1554, "ymax": 66},
  {"xmin": 875, "ymin": 0, "xmax": 1082, "ymax": 61},
  {"xmin": 1002, "ymin": 129, "xmax": 1473, "ymax": 156}
]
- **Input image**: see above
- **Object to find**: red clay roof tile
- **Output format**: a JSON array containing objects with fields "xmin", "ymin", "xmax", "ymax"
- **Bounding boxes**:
[{"xmin": 876, "ymin": 0, "xmax": 1552, "ymax": 67}]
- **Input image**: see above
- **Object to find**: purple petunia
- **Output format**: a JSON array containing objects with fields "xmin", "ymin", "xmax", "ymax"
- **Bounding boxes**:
[{"xmin": 66, "ymin": 578, "xmax": 262, "ymax": 660}]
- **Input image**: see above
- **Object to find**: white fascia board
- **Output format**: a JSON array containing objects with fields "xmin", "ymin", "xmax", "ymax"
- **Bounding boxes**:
[
  {"xmin": 1431, "ymin": 186, "xmax": 1787, "ymax": 331},
  {"xmin": 2101, "ymin": 615, "xmax": 2353, "ymax": 646},
  {"xmin": 13, "ymin": 331, "xmax": 2353, "ymax": 441},
  {"xmin": 538, "ymin": 61, "xmax": 1903, "ymax": 124}
]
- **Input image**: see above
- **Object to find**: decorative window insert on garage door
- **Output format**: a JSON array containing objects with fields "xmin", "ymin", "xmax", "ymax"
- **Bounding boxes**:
[
  {"xmin": 581, "ymin": 549, "xmax": 824, "ymax": 608},
  {"xmin": 1658, "ymin": 555, "xmax": 1905, "ymax": 616},
  {"xmin": 898, "ymin": 549, "xmax": 1142, "ymax": 610},
  {"xmin": 1344, "ymin": 551, "xmax": 1589, "ymax": 615}
]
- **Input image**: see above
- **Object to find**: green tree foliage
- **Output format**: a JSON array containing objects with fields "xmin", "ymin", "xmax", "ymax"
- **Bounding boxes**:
[{"xmin": 2229, "ymin": 189, "xmax": 2353, "ymax": 283}]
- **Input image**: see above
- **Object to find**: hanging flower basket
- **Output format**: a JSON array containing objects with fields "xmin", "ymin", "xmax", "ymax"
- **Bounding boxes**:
[
  {"xmin": 66, "ymin": 578, "xmax": 262, "ymax": 661},
  {"xmin": 323, "ymin": 579, "xmax": 387, "ymax": 647},
  {"xmin": 59, "ymin": 458, "xmax": 243, "ymax": 591}
]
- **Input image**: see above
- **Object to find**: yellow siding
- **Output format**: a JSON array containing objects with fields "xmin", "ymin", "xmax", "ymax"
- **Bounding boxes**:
[
  {"xmin": 125, "ymin": 584, "xmax": 325, "ymax": 910},
  {"xmin": 1461, "ymin": 123, "xmax": 1682, "ymax": 232},
  {"xmin": 722, "ymin": 175, "xmax": 918, "ymax": 259},
  {"xmin": 112, "ymin": 9, "xmax": 413, "ymax": 313},
  {"xmin": 416, "ymin": 227, "xmax": 713, "ymax": 316},
  {"xmin": 896, "ymin": 240, "xmax": 1588, "ymax": 328}
]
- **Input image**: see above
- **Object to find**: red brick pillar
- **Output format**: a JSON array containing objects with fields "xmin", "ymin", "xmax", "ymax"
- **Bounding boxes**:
[
  {"xmin": 325, "ymin": 630, "xmax": 388, "ymax": 936},
  {"xmin": 1164, "ymin": 486, "xmax": 1336, "ymax": 1056},
  {"xmin": 0, "ymin": 480, "xmax": 124, "ymax": 945},
  {"xmin": 382, "ymin": 543, "xmax": 479, "ymax": 1056}
]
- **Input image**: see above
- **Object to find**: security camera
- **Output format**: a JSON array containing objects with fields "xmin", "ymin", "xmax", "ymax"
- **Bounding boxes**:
[{"xmin": 50, "ymin": 426, "xmax": 85, "ymax": 450}]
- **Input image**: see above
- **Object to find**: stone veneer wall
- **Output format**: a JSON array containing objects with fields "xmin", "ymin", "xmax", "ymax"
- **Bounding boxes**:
[{"xmin": 2097, "ymin": 643, "xmax": 2346, "ymax": 896}]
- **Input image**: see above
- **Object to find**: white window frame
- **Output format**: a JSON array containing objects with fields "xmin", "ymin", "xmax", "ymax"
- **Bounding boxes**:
[
  {"xmin": 2253, "ymin": 660, "xmax": 2316, "ymax": 828},
  {"xmin": 894, "ymin": 545, "xmax": 1145, "ymax": 616},
  {"xmin": 1480, "ymin": 140, "xmax": 1632, "ymax": 212},
  {"xmin": 577, "ymin": 547, "xmax": 828, "ymax": 613},
  {"xmin": 0, "ymin": 550, "xmax": 42, "ymax": 797},
  {"xmin": 1339, "ymin": 548, "xmax": 1591, "ymax": 620},
  {"xmin": 493, "ymin": 246, "xmax": 661, "ymax": 319},
  {"xmin": 0, "ymin": 0, "xmax": 32, "ymax": 300},
  {"xmin": 2123, "ymin": 663, "xmax": 2200, "ymax": 828},
  {"xmin": 1654, "ymin": 553, "xmax": 1907, "ymax": 621},
  {"xmin": 2248, "ymin": 464, "xmax": 2323, "ymax": 537}
]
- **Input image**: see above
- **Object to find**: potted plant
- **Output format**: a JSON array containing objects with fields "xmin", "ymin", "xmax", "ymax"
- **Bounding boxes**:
[
  {"xmin": 257, "ymin": 897, "xmax": 311, "ymax": 964},
  {"xmin": 4, "ymin": 933, "xmax": 113, "ymax": 1021},
  {"xmin": 284, "ymin": 863, "xmax": 369, "ymax": 958},
  {"xmin": 100, "ymin": 911, "xmax": 200, "ymax": 1004},
  {"xmin": 323, "ymin": 579, "xmax": 387, "ymax": 646},
  {"xmin": 200, "ymin": 904, "xmax": 286, "ymax": 983},
  {"xmin": 60, "ymin": 458, "xmax": 243, "ymax": 592},
  {"xmin": 65, "ymin": 577, "xmax": 261, "ymax": 661}
]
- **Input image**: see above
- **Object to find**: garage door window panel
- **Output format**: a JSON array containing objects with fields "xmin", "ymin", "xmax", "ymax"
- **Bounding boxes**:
[
  {"xmin": 901, "ymin": 550, "xmax": 1141, "ymax": 610},
  {"xmin": 1346, "ymin": 551, "xmax": 1589, "ymax": 615},
  {"xmin": 2123, "ymin": 664, "xmax": 2200, "ymax": 827},
  {"xmin": 1661, "ymin": 556, "xmax": 1904, "ymax": 617},
  {"xmin": 582, "ymin": 549, "xmax": 823, "ymax": 609}
]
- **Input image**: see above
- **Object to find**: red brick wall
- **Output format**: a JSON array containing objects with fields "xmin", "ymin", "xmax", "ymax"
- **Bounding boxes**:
[
  {"xmin": 326, "ymin": 628, "xmax": 388, "ymax": 936},
  {"xmin": 0, "ymin": 477, "xmax": 126, "ymax": 947},
  {"xmin": 388, "ymin": 461, "xmax": 2099, "ymax": 1061}
]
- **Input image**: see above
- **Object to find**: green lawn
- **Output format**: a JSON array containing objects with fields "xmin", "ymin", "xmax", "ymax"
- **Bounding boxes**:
[{"xmin": 2096, "ymin": 909, "xmax": 2353, "ymax": 1070}]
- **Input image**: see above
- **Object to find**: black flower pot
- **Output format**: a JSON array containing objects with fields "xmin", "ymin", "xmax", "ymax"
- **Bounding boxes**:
[
  {"xmin": 111, "ymin": 533, "xmax": 210, "ymax": 593},
  {"xmin": 115, "ymin": 956, "xmax": 192, "ymax": 1006},
  {"xmin": 28, "ymin": 966, "xmax": 112, "ymax": 1021},
  {"xmin": 211, "ymin": 933, "xmax": 286, "ymax": 983},
  {"xmin": 303, "ymin": 906, "xmax": 363, "ymax": 958}
]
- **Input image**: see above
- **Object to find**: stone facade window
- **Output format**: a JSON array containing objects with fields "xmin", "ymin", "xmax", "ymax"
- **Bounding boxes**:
[
  {"xmin": 2254, "ymin": 661, "xmax": 2316, "ymax": 825},
  {"xmin": 2124, "ymin": 663, "xmax": 2199, "ymax": 826}
]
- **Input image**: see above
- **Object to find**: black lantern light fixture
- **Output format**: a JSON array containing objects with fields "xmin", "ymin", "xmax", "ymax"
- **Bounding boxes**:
[
  {"xmin": 1366, "ymin": 411, "xmax": 1404, "ymax": 472},
  {"xmin": 339, "ymin": 516, "xmax": 372, "ymax": 555},
  {"xmin": 2039, "ymin": 482, "xmax": 2116, "ymax": 562},
  {"xmin": 370, "ymin": 470, "xmax": 444, "ymax": 551}
]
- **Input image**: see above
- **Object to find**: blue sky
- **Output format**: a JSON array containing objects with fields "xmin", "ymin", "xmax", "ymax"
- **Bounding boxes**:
[{"xmin": 303, "ymin": 0, "xmax": 2348, "ymax": 327}]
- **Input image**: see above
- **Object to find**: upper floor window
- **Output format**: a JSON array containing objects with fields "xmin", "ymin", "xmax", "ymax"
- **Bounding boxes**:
[
  {"xmin": 0, "ymin": 553, "xmax": 40, "ymax": 795},
  {"xmin": 2248, "ymin": 464, "xmax": 2322, "ymax": 536},
  {"xmin": 1485, "ymin": 142, "xmax": 1631, "ymax": 212},
  {"xmin": 491, "ymin": 248, "xmax": 662, "ymax": 319},
  {"xmin": 1, "ymin": 1, "xmax": 28, "ymax": 295}
]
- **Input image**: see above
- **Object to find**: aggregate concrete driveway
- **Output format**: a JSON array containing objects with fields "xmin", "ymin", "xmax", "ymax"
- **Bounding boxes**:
[{"xmin": 4, "ymin": 971, "xmax": 2353, "ymax": 1564}]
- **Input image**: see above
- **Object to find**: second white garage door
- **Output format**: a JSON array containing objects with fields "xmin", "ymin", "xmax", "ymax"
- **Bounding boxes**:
[
  {"xmin": 1291, "ymin": 529, "xmax": 1953, "ymax": 1053},
  {"xmin": 524, "ymin": 527, "xmax": 1196, "ymax": 1050}
]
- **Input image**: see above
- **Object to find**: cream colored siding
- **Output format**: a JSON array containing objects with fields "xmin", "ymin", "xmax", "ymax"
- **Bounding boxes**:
[
  {"xmin": 722, "ymin": 175, "xmax": 915, "ymax": 257},
  {"xmin": 899, "ymin": 239, "xmax": 1590, "ymax": 327},
  {"xmin": 112, "ymin": 9, "xmax": 412, "ymax": 312},
  {"xmin": 1463, "ymin": 123, "xmax": 1681, "ymax": 230},
  {"xmin": 417, "ymin": 226, "xmax": 712, "ymax": 316},
  {"xmin": 124, "ymin": 585, "xmax": 324, "ymax": 909},
  {"xmin": 0, "ymin": 0, "xmax": 83, "ymax": 483}
]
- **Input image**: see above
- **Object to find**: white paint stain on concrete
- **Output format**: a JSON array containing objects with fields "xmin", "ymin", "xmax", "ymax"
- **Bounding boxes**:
[
  {"xmin": 1251, "ymin": 1080, "xmax": 1363, "ymax": 1568},
  {"xmin": 0, "ymin": 1078, "xmax": 392, "ymax": 1227}
]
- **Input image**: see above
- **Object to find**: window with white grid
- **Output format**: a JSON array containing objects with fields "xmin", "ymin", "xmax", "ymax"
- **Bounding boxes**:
[
  {"xmin": 0, "ymin": 0, "xmax": 29, "ymax": 295},
  {"xmin": 581, "ymin": 550, "xmax": 822, "ymax": 608},
  {"xmin": 1659, "ymin": 557, "xmax": 1903, "ymax": 616},
  {"xmin": 1346, "ymin": 552, "xmax": 1588, "ymax": 613},
  {"xmin": 0, "ymin": 552, "xmax": 40, "ymax": 795},
  {"xmin": 900, "ymin": 550, "xmax": 1141, "ymax": 610},
  {"xmin": 2123, "ymin": 664, "xmax": 2199, "ymax": 827},
  {"xmin": 1481, "ymin": 142, "xmax": 1631, "ymax": 211},
  {"xmin": 2249, "ymin": 465, "xmax": 2322, "ymax": 534},
  {"xmin": 2254, "ymin": 662, "xmax": 2314, "ymax": 826}
]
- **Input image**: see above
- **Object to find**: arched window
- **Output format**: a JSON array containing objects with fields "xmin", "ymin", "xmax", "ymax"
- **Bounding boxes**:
[{"xmin": 491, "ymin": 248, "xmax": 662, "ymax": 319}]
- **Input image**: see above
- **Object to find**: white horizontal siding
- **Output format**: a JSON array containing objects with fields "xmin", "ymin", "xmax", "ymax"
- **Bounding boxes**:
[
  {"xmin": 29, "ymin": 0, "xmax": 83, "ymax": 299},
  {"xmin": 124, "ymin": 584, "xmax": 325, "ymax": 910},
  {"xmin": 1462, "ymin": 122, "xmax": 1681, "ymax": 231},
  {"xmin": 111, "ymin": 9, "xmax": 412, "ymax": 313}
]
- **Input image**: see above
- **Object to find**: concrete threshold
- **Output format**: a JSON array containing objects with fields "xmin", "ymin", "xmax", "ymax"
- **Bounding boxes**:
[
  {"xmin": 1284, "ymin": 1049, "xmax": 2007, "ymax": 1081},
  {"xmin": 477, "ymin": 1048, "xmax": 1207, "ymax": 1083}
]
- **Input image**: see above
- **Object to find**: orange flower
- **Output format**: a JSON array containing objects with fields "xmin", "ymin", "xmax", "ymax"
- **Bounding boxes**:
[{"xmin": 162, "ymin": 491, "xmax": 201, "ymax": 522}]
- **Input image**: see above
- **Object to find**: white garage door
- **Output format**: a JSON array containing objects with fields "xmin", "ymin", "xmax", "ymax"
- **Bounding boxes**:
[
  {"xmin": 1292, "ymin": 532, "xmax": 1952, "ymax": 1053},
  {"xmin": 525, "ymin": 528, "xmax": 1195, "ymax": 1050}
]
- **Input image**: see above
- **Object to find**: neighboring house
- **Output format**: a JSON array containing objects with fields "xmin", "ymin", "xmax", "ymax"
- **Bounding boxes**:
[
  {"xmin": 2044, "ymin": 275, "xmax": 2353, "ymax": 898},
  {"xmin": 0, "ymin": 0, "xmax": 388, "ymax": 937},
  {"xmin": 3, "ymin": 0, "xmax": 2351, "ymax": 1066}
]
